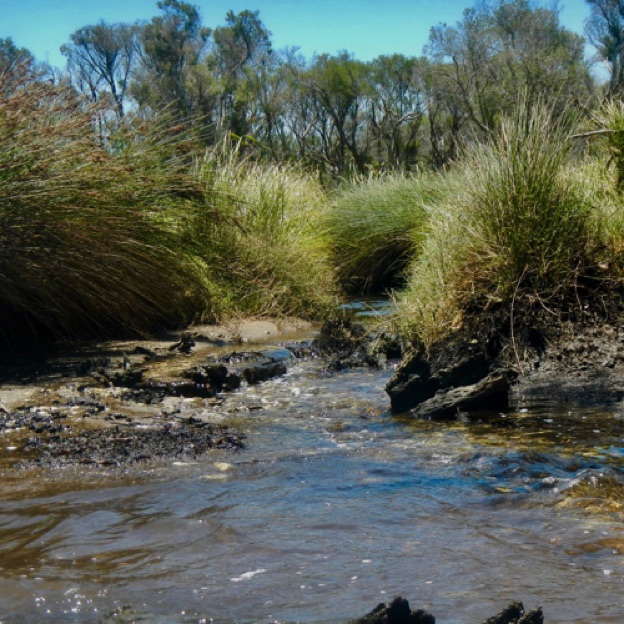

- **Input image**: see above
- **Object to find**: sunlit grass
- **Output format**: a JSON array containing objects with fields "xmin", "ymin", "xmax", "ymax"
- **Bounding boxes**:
[
  {"xmin": 324, "ymin": 172, "xmax": 442, "ymax": 294},
  {"xmin": 0, "ymin": 69, "xmax": 208, "ymax": 348},
  {"xmin": 192, "ymin": 141, "xmax": 339, "ymax": 320},
  {"xmin": 393, "ymin": 103, "xmax": 594, "ymax": 346}
]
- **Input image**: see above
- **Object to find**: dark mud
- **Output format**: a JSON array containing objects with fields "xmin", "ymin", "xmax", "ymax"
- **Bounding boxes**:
[
  {"xmin": 0, "ymin": 323, "xmax": 318, "ymax": 470},
  {"xmin": 0, "ymin": 318, "xmax": 393, "ymax": 471},
  {"xmin": 387, "ymin": 295, "xmax": 624, "ymax": 417}
]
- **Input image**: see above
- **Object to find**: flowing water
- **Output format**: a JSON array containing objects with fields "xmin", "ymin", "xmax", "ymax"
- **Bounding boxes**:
[{"xmin": 1, "ymin": 321, "xmax": 624, "ymax": 623}]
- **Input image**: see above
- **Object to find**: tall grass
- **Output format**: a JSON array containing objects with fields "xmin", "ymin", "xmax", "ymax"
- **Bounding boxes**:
[
  {"xmin": 394, "ymin": 103, "xmax": 593, "ymax": 345},
  {"xmin": 324, "ymin": 173, "xmax": 442, "ymax": 294},
  {"xmin": 192, "ymin": 141, "xmax": 338, "ymax": 320},
  {"xmin": 0, "ymin": 69, "xmax": 208, "ymax": 348}
]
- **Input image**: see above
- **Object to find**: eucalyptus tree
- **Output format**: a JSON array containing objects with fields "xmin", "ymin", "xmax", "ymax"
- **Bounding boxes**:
[
  {"xmin": 209, "ymin": 9, "xmax": 273, "ymax": 138},
  {"xmin": 61, "ymin": 21, "xmax": 139, "ymax": 118},
  {"xmin": 304, "ymin": 52, "xmax": 371, "ymax": 175},
  {"xmin": 368, "ymin": 54, "xmax": 427, "ymax": 170},
  {"xmin": 422, "ymin": 60, "xmax": 466, "ymax": 168},
  {"xmin": 585, "ymin": 0, "xmax": 624, "ymax": 96},
  {"xmin": 0, "ymin": 37, "xmax": 35, "ymax": 74},
  {"xmin": 136, "ymin": 0, "xmax": 210, "ymax": 117},
  {"xmin": 426, "ymin": 0, "xmax": 592, "ymax": 144},
  {"xmin": 279, "ymin": 49, "xmax": 321, "ymax": 165}
]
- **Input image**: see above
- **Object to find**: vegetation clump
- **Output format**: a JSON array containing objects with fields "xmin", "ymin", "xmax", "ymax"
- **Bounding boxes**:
[
  {"xmin": 191, "ymin": 141, "xmax": 338, "ymax": 320},
  {"xmin": 0, "ymin": 69, "xmax": 208, "ymax": 348},
  {"xmin": 393, "ymin": 102, "xmax": 623, "ymax": 352},
  {"xmin": 324, "ymin": 173, "xmax": 442, "ymax": 294}
]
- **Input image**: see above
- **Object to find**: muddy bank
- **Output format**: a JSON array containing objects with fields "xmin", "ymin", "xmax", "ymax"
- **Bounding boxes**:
[
  {"xmin": 0, "ymin": 319, "xmax": 318, "ymax": 470},
  {"xmin": 386, "ymin": 301, "xmax": 624, "ymax": 418},
  {"xmin": 0, "ymin": 317, "xmax": 401, "ymax": 470}
]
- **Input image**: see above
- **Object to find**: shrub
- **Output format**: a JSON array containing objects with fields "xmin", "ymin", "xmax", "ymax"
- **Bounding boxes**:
[
  {"xmin": 393, "ymin": 103, "xmax": 592, "ymax": 345},
  {"xmin": 192, "ymin": 141, "xmax": 338, "ymax": 320},
  {"xmin": 0, "ymin": 68, "xmax": 208, "ymax": 348},
  {"xmin": 324, "ymin": 173, "xmax": 441, "ymax": 294}
]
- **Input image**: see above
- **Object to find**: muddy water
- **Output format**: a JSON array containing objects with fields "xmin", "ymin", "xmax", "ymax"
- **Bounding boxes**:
[{"xmin": 2, "ymin": 345, "xmax": 624, "ymax": 622}]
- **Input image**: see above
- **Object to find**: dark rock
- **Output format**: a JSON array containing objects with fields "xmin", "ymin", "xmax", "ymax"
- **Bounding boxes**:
[
  {"xmin": 168, "ymin": 332, "xmax": 196, "ymax": 353},
  {"xmin": 313, "ymin": 319, "xmax": 367, "ymax": 356},
  {"xmin": 211, "ymin": 351, "xmax": 289, "ymax": 385},
  {"xmin": 313, "ymin": 320, "xmax": 401, "ymax": 371},
  {"xmin": 138, "ymin": 380, "xmax": 217, "ymax": 399},
  {"xmin": 353, "ymin": 596, "xmax": 435, "ymax": 624},
  {"xmin": 518, "ymin": 608, "xmax": 544, "ymax": 624},
  {"xmin": 481, "ymin": 601, "xmax": 543, "ymax": 624},
  {"xmin": 242, "ymin": 361, "xmax": 287, "ymax": 385},
  {"xmin": 386, "ymin": 345, "xmax": 437, "ymax": 412},
  {"xmin": 105, "ymin": 368, "xmax": 145, "ymax": 388},
  {"xmin": 183, "ymin": 364, "xmax": 241, "ymax": 392},
  {"xmin": 413, "ymin": 370, "xmax": 516, "ymax": 420},
  {"xmin": 386, "ymin": 339, "xmax": 496, "ymax": 413}
]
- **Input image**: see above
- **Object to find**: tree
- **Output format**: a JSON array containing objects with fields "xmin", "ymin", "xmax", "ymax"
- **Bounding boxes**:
[
  {"xmin": 585, "ymin": 0, "xmax": 624, "ymax": 96},
  {"xmin": 0, "ymin": 38, "xmax": 35, "ymax": 75},
  {"xmin": 426, "ymin": 0, "xmax": 592, "ymax": 142},
  {"xmin": 62, "ymin": 22, "xmax": 138, "ymax": 118},
  {"xmin": 136, "ymin": 0, "xmax": 210, "ymax": 116},
  {"xmin": 210, "ymin": 10, "xmax": 273, "ymax": 137},
  {"xmin": 368, "ymin": 54, "xmax": 427, "ymax": 170},
  {"xmin": 305, "ymin": 52, "xmax": 371, "ymax": 175}
]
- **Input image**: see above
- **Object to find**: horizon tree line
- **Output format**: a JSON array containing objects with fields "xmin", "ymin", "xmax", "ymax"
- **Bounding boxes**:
[{"xmin": 3, "ymin": 0, "xmax": 624, "ymax": 177}]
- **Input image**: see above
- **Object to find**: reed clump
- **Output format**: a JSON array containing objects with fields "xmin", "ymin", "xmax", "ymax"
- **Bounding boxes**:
[
  {"xmin": 324, "ymin": 173, "xmax": 440, "ymax": 294},
  {"xmin": 0, "ymin": 69, "xmax": 208, "ymax": 348},
  {"xmin": 192, "ymin": 142, "xmax": 338, "ymax": 320},
  {"xmin": 393, "ymin": 103, "xmax": 597, "ymax": 346}
]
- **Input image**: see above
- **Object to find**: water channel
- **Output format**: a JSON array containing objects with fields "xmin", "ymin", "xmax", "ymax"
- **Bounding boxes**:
[{"xmin": 1, "ymin": 307, "xmax": 624, "ymax": 623}]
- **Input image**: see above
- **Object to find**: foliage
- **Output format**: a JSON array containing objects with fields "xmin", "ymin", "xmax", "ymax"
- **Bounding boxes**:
[
  {"xmin": 135, "ymin": 0, "xmax": 210, "ymax": 117},
  {"xmin": 394, "ymin": 103, "xmax": 592, "ymax": 344},
  {"xmin": 191, "ymin": 140, "xmax": 338, "ymax": 319},
  {"xmin": 324, "ymin": 173, "xmax": 441, "ymax": 294},
  {"xmin": 426, "ymin": 0, "xmax": 593, "ymax": 151},
  {"xmin": 61, "ymin": 21, "xmax": 139, "ymax": 118},
  {"xmin": 0, "ymin": 69, "xmax": 208, "ymax": 348},
  {"xmin": 591, "ymin": 99, "xmax": 624, "ymax": 190},
  {"xmin": 585, "ymin": 0, "xmax": 624, "ymax": 97},
  {"xmin": 52, "ymin": 0, "xmax": 595, "ymax": 177}
]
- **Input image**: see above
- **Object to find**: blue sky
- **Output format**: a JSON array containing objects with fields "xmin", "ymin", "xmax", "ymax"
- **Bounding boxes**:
[{"xmin": 2, "ymin": 0, "xmax": 594, "ymax": 70}]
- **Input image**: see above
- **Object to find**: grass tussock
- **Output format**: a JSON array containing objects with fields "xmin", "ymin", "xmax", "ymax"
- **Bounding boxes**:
[
  {"xmin": 0, "ymin": 69, "xmax": 208, "ymax": 348},
  {"xmin": 192, "ymin": 142, "xmax": 338, "ymax": 320},
  {"xmin": 394, "ymin": 103, "xmax": 595, "ymax": 345},
  {"xmin": 324, "ymin": 173, "xmax": 442, "ymax": 294}
]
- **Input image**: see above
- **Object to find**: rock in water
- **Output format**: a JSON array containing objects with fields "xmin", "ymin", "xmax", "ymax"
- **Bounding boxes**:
[
  {"xmin": 353, "ymin": 596, "xmax": 435, "ymax": 624},
  {"xmin": 481, "ymin": 601, "xmax": 544, "ymax": 624}
]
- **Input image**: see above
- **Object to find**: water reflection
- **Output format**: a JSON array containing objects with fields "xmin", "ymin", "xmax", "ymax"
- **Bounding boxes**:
[{"xmin": 1, "ymin": 360, "xmax": 624, "ymax": 623}]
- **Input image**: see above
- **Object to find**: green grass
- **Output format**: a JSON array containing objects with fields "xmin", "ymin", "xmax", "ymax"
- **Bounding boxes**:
[
  {"xmin": 0, "ymin": 69, "xmax": 209, "ymax": 349},
  {"xmin": 324, "ymin": 173, "xmax": 442, "ymax": 294},
  {"xmin": 191, "ymin": 141, "xmax": 339, "ymax": 320},
  {"xmin": 393, "ymin": 103, "xmax": 594, "ymax": 346}
]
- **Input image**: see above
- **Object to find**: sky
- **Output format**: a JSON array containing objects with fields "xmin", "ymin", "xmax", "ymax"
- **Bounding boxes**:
[{"xmin": 1, "ymin": 0, "xmax": 596, "ymax": 71}]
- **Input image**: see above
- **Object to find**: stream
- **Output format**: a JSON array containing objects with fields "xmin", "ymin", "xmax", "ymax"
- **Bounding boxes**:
[{"xmin": 1, "ymin": 311, "xmax": 624, "ymax": 623}]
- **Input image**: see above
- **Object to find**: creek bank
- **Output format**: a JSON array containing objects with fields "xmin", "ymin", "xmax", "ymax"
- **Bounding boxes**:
[
  {"xmin": 353, "ymin": 596, "xmax": 543, "ymax": 624},
  {"xmin": 386, "ymin": 301, "xmax": 624, "ymax": 418},
  {"xmin": 0, "ymin": 317, "xmax": 401, "ymax": 470},
  {"xmin": 0, "ymin": 319, "xmax": 318, "ymax": 470}
]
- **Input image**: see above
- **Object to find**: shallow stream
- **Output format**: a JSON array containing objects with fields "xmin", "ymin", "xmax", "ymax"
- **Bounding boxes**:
[{"xmin": 1, "ymin": 320, "xmax": 624, "ymax": 623}]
